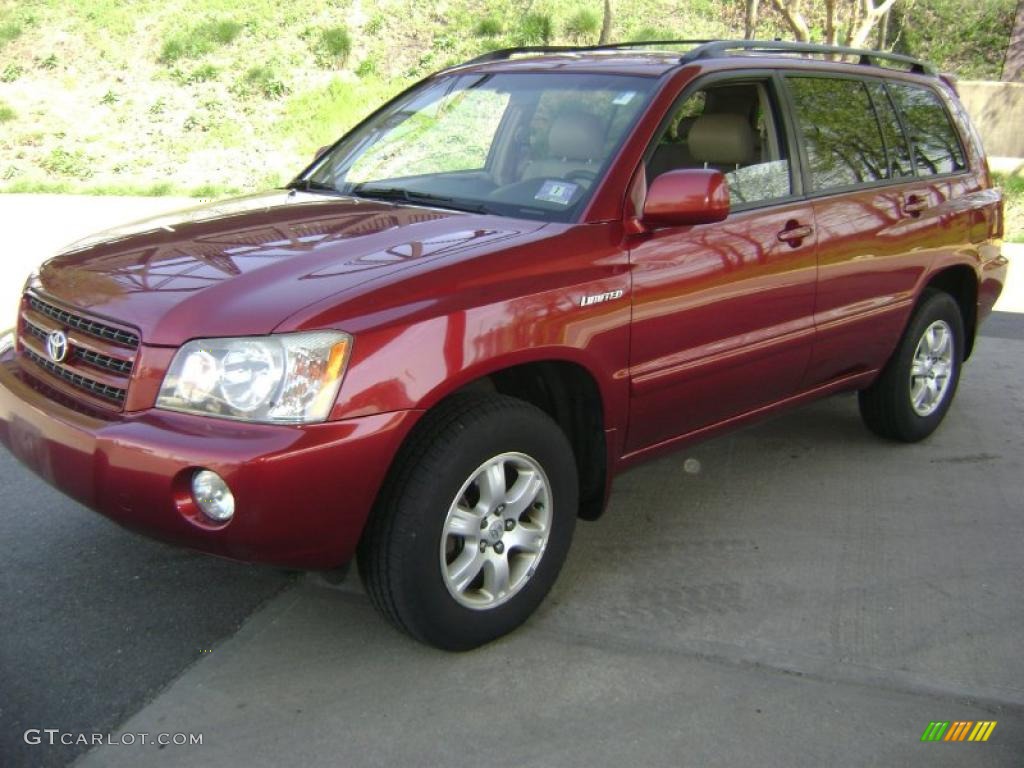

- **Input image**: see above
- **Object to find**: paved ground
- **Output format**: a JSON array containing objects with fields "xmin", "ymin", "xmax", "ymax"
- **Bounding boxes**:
[
  {"xmin": 1, "ymin": 322, "xmax": 1020, "ymax": 767},
  {"xmin": 0, "ymin": 195, "xmax": 1022, "ymax": 767},
  {"xmin": 0, "ymin": 473, "xmax": 295, "ymax": 768}
]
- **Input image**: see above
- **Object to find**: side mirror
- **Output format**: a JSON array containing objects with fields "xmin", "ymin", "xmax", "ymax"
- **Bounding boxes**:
[{"xmin": 643, "ymin": 169, "xmax": 730, "ymax": 227}]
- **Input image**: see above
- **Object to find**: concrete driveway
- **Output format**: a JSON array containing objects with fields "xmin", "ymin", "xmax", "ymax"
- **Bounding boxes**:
[{"xmin": 1, "ymin": 195, "xmax": 1022, "ymax": 767}]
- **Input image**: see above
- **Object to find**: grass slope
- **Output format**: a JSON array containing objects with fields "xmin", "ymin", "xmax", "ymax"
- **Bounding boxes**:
[
  {"xmin": 0, "ymin": 0, "xmax": 1017, "ymax": 220},
  {"xmin": 0, "ymin": 0, "xmax": 741, "ymax": 196}
]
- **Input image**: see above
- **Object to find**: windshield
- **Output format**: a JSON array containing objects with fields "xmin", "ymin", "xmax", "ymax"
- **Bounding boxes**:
[{"xmin": 297, "ymin": 72, "xmax": 657, "ymax": 222}]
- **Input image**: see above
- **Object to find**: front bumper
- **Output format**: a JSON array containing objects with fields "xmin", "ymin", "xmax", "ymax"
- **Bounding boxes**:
[{"xmin": 0, "ymin": 349, "xmax": 418, "ymax": 568}]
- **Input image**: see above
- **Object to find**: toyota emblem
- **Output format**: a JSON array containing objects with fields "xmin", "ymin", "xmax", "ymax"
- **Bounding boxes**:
[{"xmin": 46, "ymin": 330, "xmax": 68, "ymax": 363}]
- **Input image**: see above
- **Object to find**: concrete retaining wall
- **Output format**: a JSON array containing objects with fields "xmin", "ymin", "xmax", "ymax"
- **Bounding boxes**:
[{"xmin": 958, "ymin": 80, "xmax": 1024, "ymax": 160}]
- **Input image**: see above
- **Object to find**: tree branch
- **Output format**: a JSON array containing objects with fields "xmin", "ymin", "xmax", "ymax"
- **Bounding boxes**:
[
  {"xmin": 849, "ymin": 0, "xmax": 898, "ymax": 48},
  {"xmin": 770, "ymin": 0, "xmax": 811, "ymax": 41}
]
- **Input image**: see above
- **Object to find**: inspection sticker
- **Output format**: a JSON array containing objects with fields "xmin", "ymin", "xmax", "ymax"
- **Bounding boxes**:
[
  {"xmin": 534, "ymin": 180, "xmax": 579, "ymax": 206},
  {"xmin": 612, "ymin": 90, "xmax": 637, "ymax": 105}
]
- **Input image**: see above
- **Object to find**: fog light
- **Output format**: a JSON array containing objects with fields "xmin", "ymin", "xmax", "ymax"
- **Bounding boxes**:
[{"xmin": 191, "ymin": 470, "xmax": 235, "ymax": 522}]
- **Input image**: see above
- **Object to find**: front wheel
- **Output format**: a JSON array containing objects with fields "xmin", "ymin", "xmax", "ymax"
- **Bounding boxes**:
[
  {"xmin": 858, "ymin": 289, "xmax": 965, "ymax": 442},
  {"xmin": 357, "ymin": 394, "xmax": 578, "ymax": 650}
]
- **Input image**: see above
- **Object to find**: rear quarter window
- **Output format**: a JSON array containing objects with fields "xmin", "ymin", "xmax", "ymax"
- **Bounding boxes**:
[
  {"xmin": 865, "ymin": 81, "xmax": 914, "ymax": 180},
  {"xmin": 888, "ymin": 82, "xmax": 967, "ymax": 177}
]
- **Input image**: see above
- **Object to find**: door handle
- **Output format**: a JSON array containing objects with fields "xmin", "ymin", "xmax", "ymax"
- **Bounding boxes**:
[
  {"xmin": 777, "ymin": 223, "xmax": 813, "ymax": 245},
  {"xmin": 903, "ymin": 194, "xmax": 929, "ymax": 216}
]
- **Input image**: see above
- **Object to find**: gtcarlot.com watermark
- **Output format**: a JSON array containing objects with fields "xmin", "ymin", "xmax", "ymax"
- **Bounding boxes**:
[{"xmin": 25, "ymin": 729, "xmax": 203, "ymax": 747}]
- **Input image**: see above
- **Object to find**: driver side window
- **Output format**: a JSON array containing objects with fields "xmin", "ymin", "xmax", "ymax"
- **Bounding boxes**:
[{"xmin": 646, "ymin": 80, "xmax": 793, "ymax": 207}]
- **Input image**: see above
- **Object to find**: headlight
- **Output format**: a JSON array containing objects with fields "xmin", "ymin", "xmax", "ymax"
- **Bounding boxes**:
[{"xmin": 156, "ymin": 331, "xmax": 352, "ymax": 423}]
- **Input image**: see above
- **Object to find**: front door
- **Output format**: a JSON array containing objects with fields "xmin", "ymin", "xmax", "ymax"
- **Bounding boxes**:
[{"xmin": 626, "ymin": 76, "xmax": 817, "ymax": 453}]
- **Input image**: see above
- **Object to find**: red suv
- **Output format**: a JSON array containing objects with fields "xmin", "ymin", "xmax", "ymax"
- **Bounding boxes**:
[{"xmin": 0, "ymin": 41, "xmax": 1007, "ymax": 649}]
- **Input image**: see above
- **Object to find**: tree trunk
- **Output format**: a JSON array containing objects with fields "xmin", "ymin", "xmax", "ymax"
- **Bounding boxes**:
[
  {"xmin": 848, "ymin": 0, "xmax": 898, "ymax": 50},
  {"xmin": 770, "ymin": 0, "xmax": 811, "ymax": 42},
  {"xmin": 599, "ymin": 0, "xmax": 612, "ymax": 45},
  {"xmin": 876, "ymin": 7, "xmax": 890, "ymax": 50},
  {"xmin": 744, "ymin": 0, "xmax": 760, "ymax": 39},
  {"xmin": 824, "ymin": 0, "xmax": 837, "ymax": 46},
  {"xmin": 1005, "ymin": 0, "xmax": 1024, "ymax": 81}
]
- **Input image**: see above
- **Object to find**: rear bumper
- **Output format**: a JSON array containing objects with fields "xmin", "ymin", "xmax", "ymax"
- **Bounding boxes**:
[
  {"xmin": 0, "ymin": 350, "xmax": 418, "ymax": 568},
  {"xmin": 978, "ymin": 244, "xmax": 1009, "ymax": 323}
]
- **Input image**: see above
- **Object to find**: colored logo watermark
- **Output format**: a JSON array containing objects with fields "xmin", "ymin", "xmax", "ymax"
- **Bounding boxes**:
[{"xmin": 921, "ymin": 721, "xmax": 997, "ymax": 742}]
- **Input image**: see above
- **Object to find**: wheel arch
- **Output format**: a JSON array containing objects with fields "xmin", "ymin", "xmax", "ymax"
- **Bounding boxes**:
[
  {"xmin": 923, "ymin": 264, "xmax": 979, "ymax": 359},
  {"xmin": 925, "ymin": 264, "xmax": 978, "ymax": 360},
  {"xmin": 405, "ymin": 356, "xmax": 613, "ymax": 521},
  {"xmin": 448, "ymin": 359, "xmax": 610, "ymax": 521}
]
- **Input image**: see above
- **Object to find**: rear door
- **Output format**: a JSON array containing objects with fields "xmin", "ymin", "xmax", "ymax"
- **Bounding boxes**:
[
  {"xmin": 626, "ymin": 74, "xmax": 817, "ymax": 452},
  {"xmin": 783, "ymin": 74, "xmax": 974, "ymax": 387}
]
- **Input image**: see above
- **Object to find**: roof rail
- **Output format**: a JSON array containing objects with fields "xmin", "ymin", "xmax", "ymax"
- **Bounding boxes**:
[
  {"xmin": 458, "ymin": 40, "xmax": 715, "ymax": 68},
  {"xmin": 680, "ymin": 40, "xmax": 935, "ymax": 75},
  {"xmin": 447, "ymin": 39, "xmax": 936, "ymax": 76}
]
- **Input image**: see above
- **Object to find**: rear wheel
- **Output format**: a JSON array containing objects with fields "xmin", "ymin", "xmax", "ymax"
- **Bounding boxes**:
[
  {"xmin": 358, "ymin": 394, "xmax": 578, "ymax": 650},
  {"xmin": 858, "ymin": 289, "xmax": 964, "ymax": 442}
]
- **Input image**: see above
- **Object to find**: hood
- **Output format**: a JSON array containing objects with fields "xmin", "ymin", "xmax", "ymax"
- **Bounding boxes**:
[{"xmin": 35, "ymin": 191, "xmax": 547, "ymax": 345}]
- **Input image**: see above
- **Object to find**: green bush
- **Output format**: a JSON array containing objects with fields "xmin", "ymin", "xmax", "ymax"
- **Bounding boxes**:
[
  {"xmin": 0, "ymin": 102, "xmax": 15, "ymax": 123},
  {"xmin": 474, "ymin": 16, "xmax": 503, "ymax": 37},
  {"xmin": 519, "ymin": 13, "xmax": 553, "ymax": 45},
  {"xmin": 994, "ymin": 172, "xmax": 1024, "ymax": 243},
  {"xmin": 627, "ymin": 26, "xmax": 675, "ymax": 42},
  {"xmin": 0, "ymin": 22, "xmax": 22, "ymax": 49},
  {"xmin": 159, "ymin": 19, "xmax": 244, "ymax": 64},
  {"xmin": 893, "ymin": 0, "xmax": 1017, "ymax": 79},
  {"xmin": 171, "ymin": 63, "xmax": 219, "ymax": 85},
  {"xmin": 40, "ymin": 147, "xmax": 93, "ymax": 179},
  {"xmin": 365, "ymin": 14, "xmax": 385, "ymax": 35},
  {"xmin": 0, "ymin": 64, "xmax": 21, "ymax": 83},
  {"xmin": 317, "ymin": 26, "xmax": 352, "ymax": 66},
  {"xmin": 235, "ymin": 65, "xmax": 288, "ymax": 99},
  {"xmin": 355, "ymin": 57, "xmax": 378, "ymax": 77},
  {"xmin": 564, "ymin": 9, "xmax": 600, "ymax": 42}
]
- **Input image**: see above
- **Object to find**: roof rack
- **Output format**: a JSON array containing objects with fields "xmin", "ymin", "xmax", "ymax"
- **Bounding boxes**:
[
  {"xmin": 450, "ymin": 39, "xmax": 935, "ymax": 76},
  {"xmin": 679, "ymin": 40, "xmax": 935, "ymax": 75},
  {"xmin": 459, "ymin": 40, "xmax": 715, "ymax": 67}
]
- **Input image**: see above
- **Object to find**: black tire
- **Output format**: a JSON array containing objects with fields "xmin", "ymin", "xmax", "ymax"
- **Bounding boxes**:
[
  {"xmin": 357, "ymin": 393, "xmax": 578, "ymax": 650},
  {"xmin": 858, "ymin": 289, "xmax": 965, "ymax": 442}
]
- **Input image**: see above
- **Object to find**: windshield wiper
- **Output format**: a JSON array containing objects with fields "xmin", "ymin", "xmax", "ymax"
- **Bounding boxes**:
[
  {"xmin": 286, "ymin": 178, "xmax": 342, "ymax": 195},
  {"xmin": 350, "ymin": 184, "xmax": 490, "ymax": 214}
]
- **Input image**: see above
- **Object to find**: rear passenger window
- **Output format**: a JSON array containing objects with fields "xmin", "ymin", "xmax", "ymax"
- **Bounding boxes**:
[
  {"xmin": 865, "ymin": 82, "xmax": 913, "ymax": 179},
  {"xmin": 786, "ymin": 77, "xmax": 889, "ymax": 191},
  {"xmin": 888, "ymin": 83, "xmax": 966, "ymax": 176}
]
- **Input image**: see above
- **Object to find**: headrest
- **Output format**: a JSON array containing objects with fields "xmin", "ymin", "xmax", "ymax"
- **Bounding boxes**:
[
  {"xmin": 688, "ymin": 113, "xmax": 755, "ymax": 166},
  {"xmin": 548, "ymin": 112, "xmax": 604, "ymax": 161}
]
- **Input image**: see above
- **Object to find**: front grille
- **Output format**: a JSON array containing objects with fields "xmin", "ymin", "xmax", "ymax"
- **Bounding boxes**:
[
  {"xmin": 28, "ymin": 296, "xmax": 139, "ymax": 348},
  {"xmin": 17, "ymin": 294, "xmax": 140, "ymax": 410},
  {"xmin": 23, "ymin": 348, "xmax": 127, "ymax": 404},
  {"xmin": 22, "ymin": 320, "xmax": 47, "ymax": 343},
  {"xmin": 22, "ymin": 317, "xmax": 134, "ymax": 376},
  {"xmin": 75, "ymin": 347, "xmax": 134, "ymax": 375}
]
